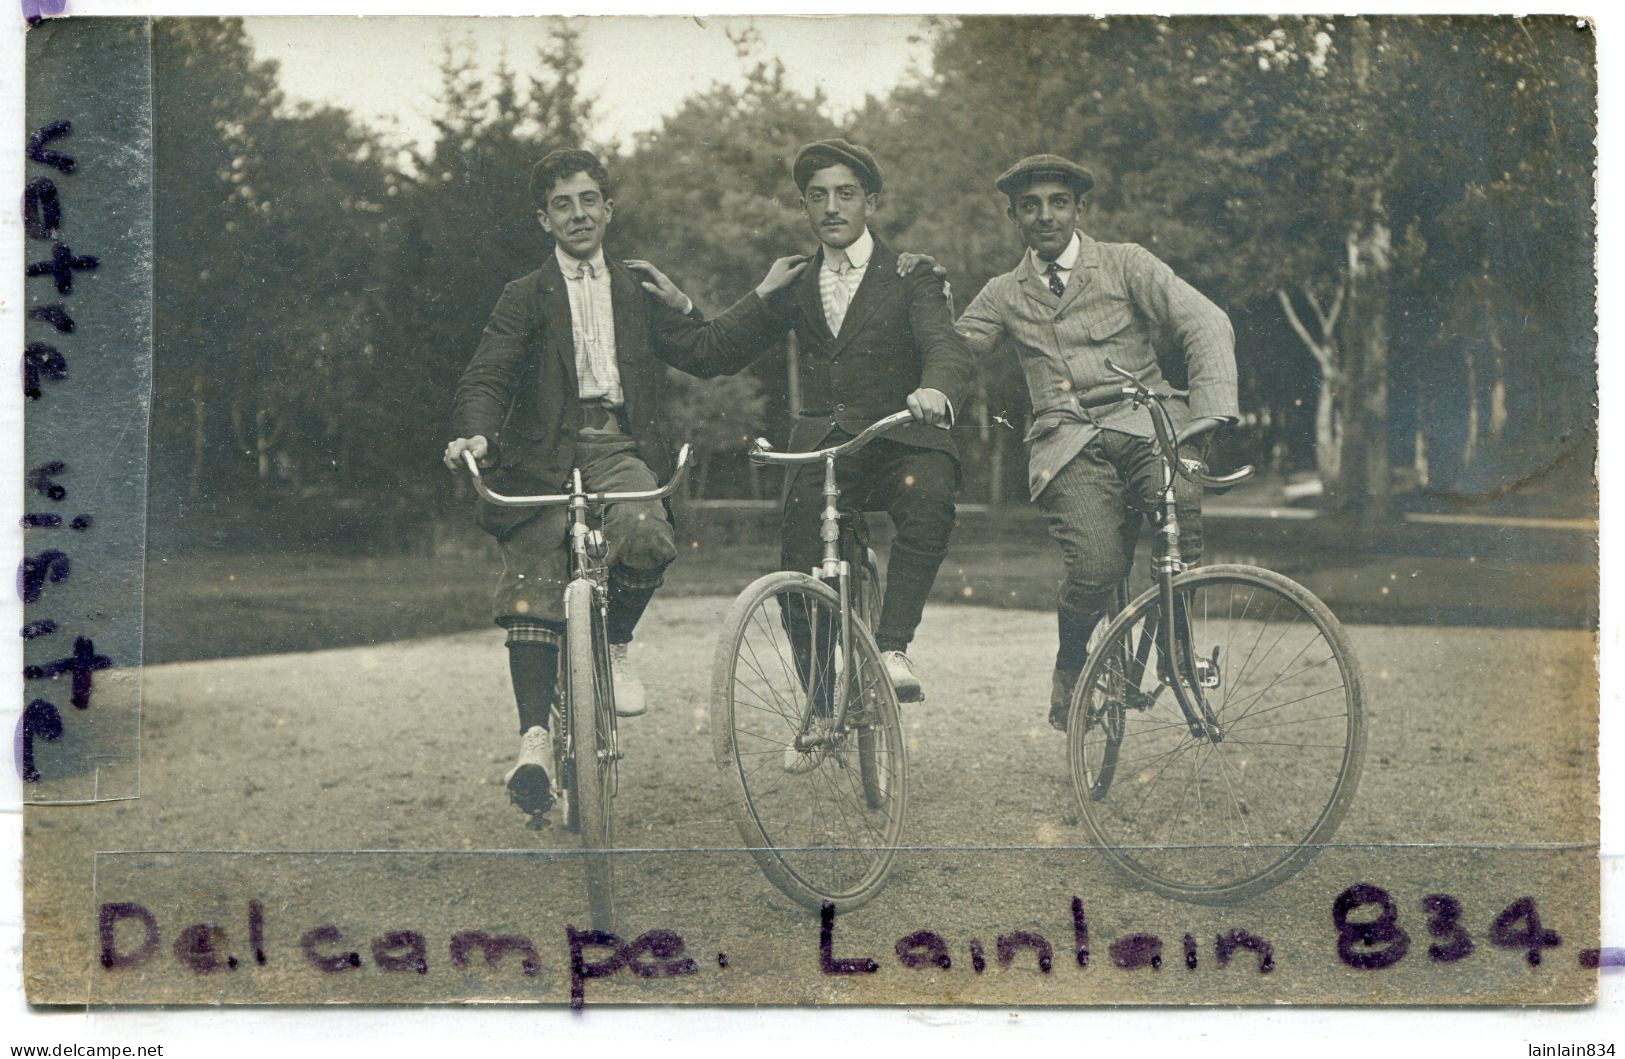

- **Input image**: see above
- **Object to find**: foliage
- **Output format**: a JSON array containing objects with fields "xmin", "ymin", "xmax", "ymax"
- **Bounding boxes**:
[{"xmin": 147, "ymin": 15, "xmax": 1596, "ymax": 535}]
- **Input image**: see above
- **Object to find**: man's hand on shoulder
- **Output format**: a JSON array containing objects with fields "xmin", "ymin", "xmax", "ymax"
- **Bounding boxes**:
[
  {"xmin": 896, "ymin": 251, "xmax": 952, "ymax": 308},
  {"xmin": 754, "ymin": 254, "xmax": 812, "ymax": 300},
  {"xmin": 444, "ymin": 435, "xmax": 490, "ymax": 473},
  {"xmin": 624, "ymin": 259, "xmax": 694, "ymax": 314}
]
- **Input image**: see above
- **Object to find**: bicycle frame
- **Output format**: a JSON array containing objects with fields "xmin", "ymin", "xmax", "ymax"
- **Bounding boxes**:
[
  {"xmin": 462, "ymin": 445, "xmax": 693, "ymax": 781},
  {"xmin": 1102, "ymin": 362, "xmax": 1252, "ymax": 744},
  {"xmin": 749, "ymin": 411, "xmax": 917, "ymax": 750}
]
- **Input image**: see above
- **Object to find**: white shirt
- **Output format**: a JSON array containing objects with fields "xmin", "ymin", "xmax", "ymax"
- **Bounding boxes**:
[
  {"xmin": 819, "ymin": 226, "xmax": 873, "ymax": 335},
  {"xmin": 1028, "ymin": 230, "xmax": 1082, "ymax": 293},
  {"xmin": 556, "ymin": 244, "xmax": 622, "ymax": 406}
]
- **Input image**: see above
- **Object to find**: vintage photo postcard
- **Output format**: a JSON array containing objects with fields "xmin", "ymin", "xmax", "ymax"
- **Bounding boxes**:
[{"xmin": 17, "ymin": 13, "xmax": 1604, "ymax": 1008}]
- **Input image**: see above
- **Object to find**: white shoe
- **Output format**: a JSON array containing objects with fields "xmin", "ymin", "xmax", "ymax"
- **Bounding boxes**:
[
  {"xmin": 882, "ymin": 650, "xmax": 924, "ymax": 702},
  {"xmin": 782, "ymin": 741, "xmax": 826, "ymax": 775},
  {"xmin": 504, "ymin": 726, "xmax": 554, "ymax": 815},
  {"xmin": 608, "ymin": 642, "xmax": 646, "ymax": 717}
]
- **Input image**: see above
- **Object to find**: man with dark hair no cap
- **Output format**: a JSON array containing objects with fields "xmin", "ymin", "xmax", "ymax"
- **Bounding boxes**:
[{"xmin": 445, "ymin": 147, "xmax": 809, "ymax": 818}]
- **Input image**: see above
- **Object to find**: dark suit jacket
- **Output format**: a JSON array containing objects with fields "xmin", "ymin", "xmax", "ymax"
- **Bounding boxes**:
[
  {"xmin": 750, "ymin": 235, "xmax": 974, "ymax": 461},
  {"xmin": 451, "ymin": 251, "xmax": 782, "ymax": 538}
]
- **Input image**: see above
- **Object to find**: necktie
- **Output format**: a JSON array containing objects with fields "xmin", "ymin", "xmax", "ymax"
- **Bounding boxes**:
[
  {"xmin": 1045, "ymin": 261, "xmax": 1066, "ymax": 298},
  {"xmin": 827, "ymin": 260, "xmax": 857, "ymax": 334}
]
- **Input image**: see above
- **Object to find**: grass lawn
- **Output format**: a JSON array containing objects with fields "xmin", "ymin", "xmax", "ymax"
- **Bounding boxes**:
[{"xmin": 144, "ymin": 511, "xmax": 1594, "ymax": 664}]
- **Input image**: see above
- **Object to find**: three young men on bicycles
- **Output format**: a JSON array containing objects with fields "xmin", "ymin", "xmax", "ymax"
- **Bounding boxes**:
[
  {"xmin": 944, "ymin": 154, "xmax": 1239, "ymax": 730},
  {"xmin": 449, "ymin": 138, "xmax": 1235, "ymax": 819}
]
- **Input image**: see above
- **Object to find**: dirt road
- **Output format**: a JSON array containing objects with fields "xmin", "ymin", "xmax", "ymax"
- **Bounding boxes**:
[{"xmin": 24, "ymin": 598, "xmax": 1599, "ymax": 1006}]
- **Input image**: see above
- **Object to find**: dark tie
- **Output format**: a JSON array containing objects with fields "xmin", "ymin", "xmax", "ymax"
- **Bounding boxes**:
[{"xmin": 1045, "ymin": 261, "xmax": 1066, "ymax": 298}]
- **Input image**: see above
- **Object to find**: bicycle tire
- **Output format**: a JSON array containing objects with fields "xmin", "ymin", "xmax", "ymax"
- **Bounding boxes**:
[
  {"xmin": 566, "ymin": 579, "xmax": 617, "ymax": 931},
  {"xmin": 1076, "ymin": 582, "xmax": 1132, "ymax": 799},
  {"xmin": 710, "ymin": 570, "xmax": 907, "ymax": 913},
  {"xmin": 549, "ymin": 699, "xmax": 581, "ymax": 834},
  {"xmin": 854, "ymin": 551, "xmax": 890, "ymax": 809},
  {"xmin": 1067, "ymin": 564, "xmax": 1365, "ymax": 904}
]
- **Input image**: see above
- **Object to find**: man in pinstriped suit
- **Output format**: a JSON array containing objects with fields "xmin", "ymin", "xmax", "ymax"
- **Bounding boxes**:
[{"xmin": 939, "ymin": 154, "xmax": 1238, "ymax": 731}]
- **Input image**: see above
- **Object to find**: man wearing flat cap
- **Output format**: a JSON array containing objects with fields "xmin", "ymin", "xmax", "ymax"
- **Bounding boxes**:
[
  {"xmin": 910, "ymin": 153, "xmax": 1237, "ymax": 731},
  {"xmin": 637, "ymin": 138, "xmax": 973, "ymax": 725}
]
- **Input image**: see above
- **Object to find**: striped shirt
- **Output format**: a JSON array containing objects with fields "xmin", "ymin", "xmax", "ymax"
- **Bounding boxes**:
[
  {"xmin": 819, "ymin": 226, "xmax": 873, "ymax": 336},
  {"xmin": 557, "ymin": 245, "xmax": 622, "ymax": 407}
]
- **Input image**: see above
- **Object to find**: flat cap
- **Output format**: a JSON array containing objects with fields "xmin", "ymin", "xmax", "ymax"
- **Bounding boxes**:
[
  {"xmin": 995, "ymin": 154, "xmax": 1095, "ymax": 198},
  {"xmin": 793, "ymin": 139, "xmax": 883, "ymax": 194}
]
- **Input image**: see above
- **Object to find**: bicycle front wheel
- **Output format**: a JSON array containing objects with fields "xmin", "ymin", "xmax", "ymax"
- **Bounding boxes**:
[
  {"xmin": 854, "ymin": 551, "xmax": 891, "ymax": 809},
  {"xmin": 711, "ymin": 571, "xmax": 907, "ymax": 913},
  {"xmin": 1067, "ymin": 565, "xmax": 1365, "ymax": 903},
  {"xmin": 566, "ymin": 579, "xmax": 617, "ymax": 931}
]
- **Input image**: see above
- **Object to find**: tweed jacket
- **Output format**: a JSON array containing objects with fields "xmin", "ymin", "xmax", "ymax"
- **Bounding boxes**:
[
  {"xmin": 451, "ymin": 251, "xmax": 785, "ymax": 538},
  {"xmin": 956, "ymin": 230, "xmax": 1238, "ymax": 500},
  {"xmin": 761, "ymin": 234, "xmax": 975, "ymax": 461}
]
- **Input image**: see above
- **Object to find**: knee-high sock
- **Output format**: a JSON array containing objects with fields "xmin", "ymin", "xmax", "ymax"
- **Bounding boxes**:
[
  {"xmin": 606, "ymin": 566, "xmax": 662, "ymax": 645},
  {"xmin": 507, "ymin": 641, "xmax": 560, "ymax": 734},
  {"xmin": 875, "ymin": 538, "xmax": 947, "ymax": 653}
]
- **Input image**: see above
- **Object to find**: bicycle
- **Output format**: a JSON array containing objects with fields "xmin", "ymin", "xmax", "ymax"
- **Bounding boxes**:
[
  {"xmin": 464, "ymin": 445, "xmax": 692, "ymax": 932},
  {"xmin": 710, "ymin": 411, "xmax": 913, "ymax": 914},
  {"xmin": 1066, "ymin": 361, "xmax": 1366, "ymax": 904}
]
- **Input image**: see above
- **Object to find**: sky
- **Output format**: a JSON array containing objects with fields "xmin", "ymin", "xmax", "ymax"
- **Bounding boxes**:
[{"xmin": 243, "ymin": 15, "xmax": 940, "ymax": 153}]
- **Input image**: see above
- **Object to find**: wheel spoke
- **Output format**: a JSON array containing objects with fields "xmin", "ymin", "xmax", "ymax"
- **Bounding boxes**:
[
  {"xmin": 1069, "ymin": 570, "xmax": 1362, "ymax": 900},
  {"xmin": 715, "ymin": 578, "xmax": 906, "ymax": 909}
]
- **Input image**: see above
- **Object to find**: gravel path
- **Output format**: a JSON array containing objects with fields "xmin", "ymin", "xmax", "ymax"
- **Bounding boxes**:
[{"xmin": 24, "ymin": 597, "xmax": 1599, "ymax": 1006}]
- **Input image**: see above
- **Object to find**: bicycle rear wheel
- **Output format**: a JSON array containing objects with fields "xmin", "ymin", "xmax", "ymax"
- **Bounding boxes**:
[
  {"xmin": 711, "ymin": 570, "xmax": 907, "ymax": 913},
  {"xmin": 1067, "ymin": 565, "xmax": 1365, "ymax": 903},
  {"xmin": 1076, "ymin": 581, "xmax": 1135, "ymax": 799},
  {"xmin": 566, "ymin": 579, "xmax": 617, "ymax": 931}
]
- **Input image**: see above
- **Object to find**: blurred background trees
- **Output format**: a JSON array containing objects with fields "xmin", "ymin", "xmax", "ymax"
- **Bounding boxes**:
[{"xmin": 148, "ymin": 15, "xmax": 1596, "ymax": 550}]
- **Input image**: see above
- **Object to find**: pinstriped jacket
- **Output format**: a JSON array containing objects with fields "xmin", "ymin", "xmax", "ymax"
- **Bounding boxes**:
[{"xmin": 955, "ymin": 230, "xmax": 1238, "ymax": 501}]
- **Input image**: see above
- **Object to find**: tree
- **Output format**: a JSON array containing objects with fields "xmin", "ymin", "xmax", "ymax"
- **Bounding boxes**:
[
  {"xmin": 615, "ymin": 48, "xmax": 839, "ymax": 492},
  {"xmin": 368, "ymin": 26, "xmax": 602, "ymax": 513},
  {"xmin": 152, "ymin": 19, "xmax": 392, "ymax": 513}
]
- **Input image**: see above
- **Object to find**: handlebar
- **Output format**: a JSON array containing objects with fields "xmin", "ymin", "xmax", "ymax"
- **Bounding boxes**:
[
  {"xmin": 1102, "ymin": 360, "xmax": 1254, "ymax": 491},
  {"xmin": 462, "ymin": 443, "xmax": 693, "ymax": 507},
  {"xmin": 748, "ymin": 410, "xmax": 918, "ymax": 466}
]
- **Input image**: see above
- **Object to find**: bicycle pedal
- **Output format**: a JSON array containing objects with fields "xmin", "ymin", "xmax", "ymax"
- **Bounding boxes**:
[{"xmin": 1126, "ymin": 687, "xmax": 1159, "ymax": 711}]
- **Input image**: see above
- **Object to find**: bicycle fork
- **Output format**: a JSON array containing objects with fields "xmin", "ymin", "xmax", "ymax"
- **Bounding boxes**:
[
  {"xmin": 1152, "ymin": 471, "xmax": 1225, "ymax": 743},
  {"xmin": 794, "ymin": 454, "xmax": 856, "ymax": 752},
  {"xmin": 568, "ymin": 471, "xmax": 623, "ymax": 778}
]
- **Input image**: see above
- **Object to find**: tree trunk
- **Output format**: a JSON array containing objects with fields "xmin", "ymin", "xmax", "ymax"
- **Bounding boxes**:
[
  {"xmin": 694, "ymin": 453, "xmax": 711, "ymax": 501},
  {"xmin": 974, "ymin": 378, "xmax": 1004, "ymax": 505},
  {"xmin": 1484, "ymin": 257, "xmax": 1508, "ymax": 442},
  {"xmin": 785, "ymin": 332, "xmax": 801, "ymax": 416},
  {"xmin": 1314, "ymin": 381, "xmax": 1341, "ymax": 487},
  {"xmin": 189, "ymin": 365, "xmax": 207, "ymax": 501},
  {"xmin": 1275, "ymin": 285, "xmax": 1344, "ymax": 495},
  {"xmin": 256, "ymin": 407, "xmax": 271, "ymax": 482},
  {"xmin": 1463, "ymin": 340, "xmax": 1478, "ymax": 472},
  {"xmin": 991, "ymin": 424, "xmax": 1006, "ymax": 506},
  {"xmin": 1344, "ymin": 205, "xmax": 1393, "ymax": 533}
]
